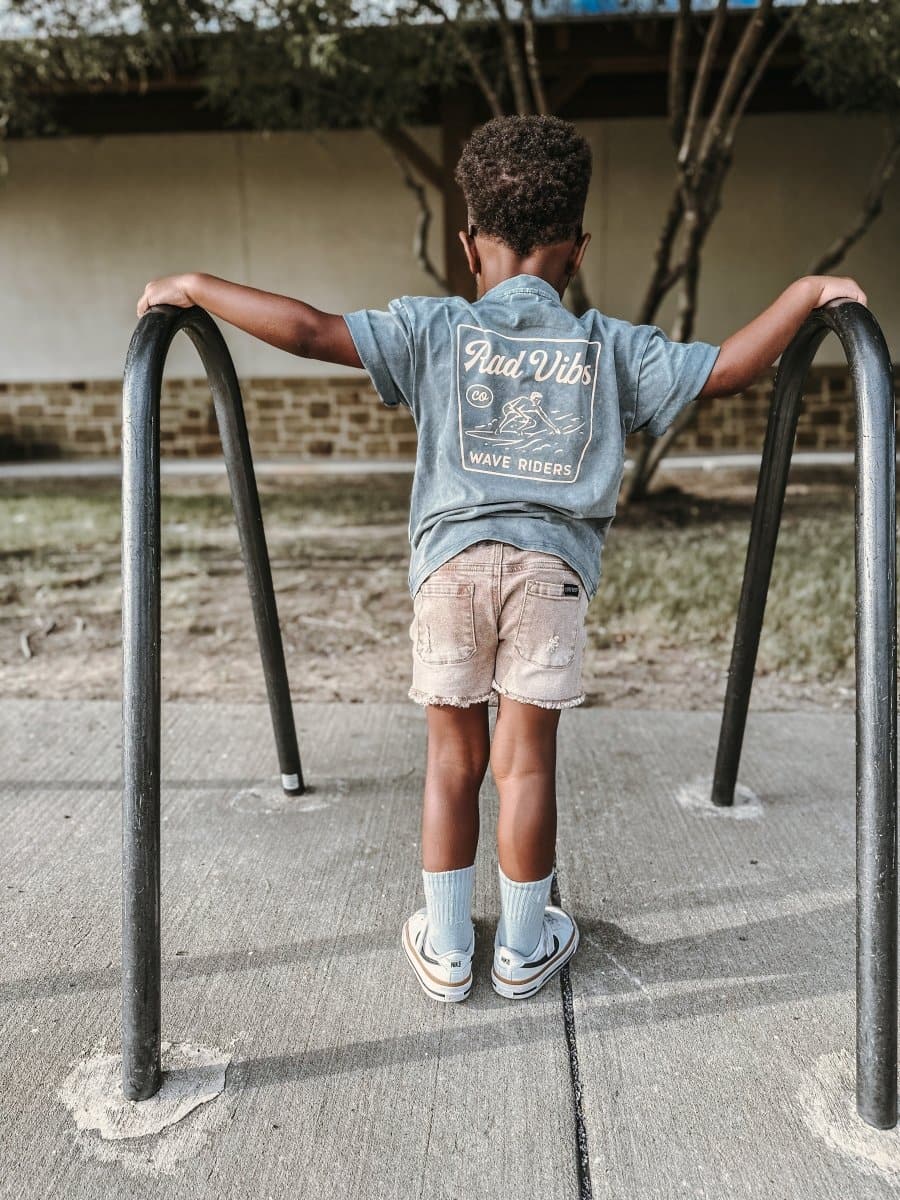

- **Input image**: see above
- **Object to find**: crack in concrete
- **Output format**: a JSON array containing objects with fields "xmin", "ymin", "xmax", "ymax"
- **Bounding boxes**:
[{"xmin": 552, "ymin": 871, "xmax": 593, "ymax": 1200}]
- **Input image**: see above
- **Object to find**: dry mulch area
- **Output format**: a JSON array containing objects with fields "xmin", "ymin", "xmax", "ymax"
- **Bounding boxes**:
[{"xmin": 0, "ymin": 464, "xmax": 861, "ymax": 712}]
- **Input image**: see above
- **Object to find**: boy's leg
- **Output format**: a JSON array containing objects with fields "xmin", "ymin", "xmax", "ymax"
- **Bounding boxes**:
[
  {"xmin": 412, "ymin": 701, "xmax": 490, "ymax": 964},
  {"xmin": 486, "ymin": 547, "xmax": 585, "ymax": 990},
  {"xmin": 490, "ymin": 694, "xmax": 560, "ymax": 881},
  {"xmin": 422, "ymin": 701, "xmax": 491, "ymax": 870},
  {"xmin": 490, "ymin": 694, "xmax": 563, "ymax": 962},
  {"xmin": 403, "ymin": 546, "xmax": 496, "ymax": 996}
]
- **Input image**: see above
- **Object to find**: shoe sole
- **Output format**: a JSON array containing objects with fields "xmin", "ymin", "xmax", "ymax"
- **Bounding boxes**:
[
  {"xmin": 491, "ymin": 924, "xmax": 579, "ymax": 1000},
  {"xmin": 402, "ymin": 921, "xmax": 473, "ymax": 1003}
]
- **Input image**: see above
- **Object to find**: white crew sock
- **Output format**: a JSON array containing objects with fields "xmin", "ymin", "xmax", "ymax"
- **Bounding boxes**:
[
  {"xmin": 421, "ymin": 865, "xmax": 475, "ymax": 955},
  {"xmin": 497, "ymin": 865, "xmax": 554, "ymax": 956}
]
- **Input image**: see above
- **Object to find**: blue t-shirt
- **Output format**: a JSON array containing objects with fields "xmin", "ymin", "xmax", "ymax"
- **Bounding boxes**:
[{"xmin": 344, "ymin": 273, "xmax": 720, "ymax": 600}]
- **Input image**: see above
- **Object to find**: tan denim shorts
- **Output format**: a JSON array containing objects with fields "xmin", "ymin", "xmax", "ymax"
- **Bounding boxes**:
[{"xmin": 408, "ymin": 540, "xmax": 591, "ymax": 710}]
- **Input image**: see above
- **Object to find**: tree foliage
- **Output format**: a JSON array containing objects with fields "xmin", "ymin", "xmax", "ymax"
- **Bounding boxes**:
[
  {"xmin": 0, "ymin": 2, "xmax": 191, "ymax": 138},
  {"xmin": 795, "ymin": 0, "xmax": 900, "ymax": 123},
  {"xmin": 197, "ymin": 3, "xmax": 462, "ymax": 132},
  {"xmin": 0, "ymin": 1, "xmax": 467, "ymax": 136},
  {"xmin": 2, "ymin": 0, "xmax": 897, "ymax": 500}
]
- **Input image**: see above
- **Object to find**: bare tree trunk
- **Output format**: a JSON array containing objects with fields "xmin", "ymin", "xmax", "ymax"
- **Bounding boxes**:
[
  {"xmin": 678, "ymin": 0, "xmax": 729, "ymax": 167},
  {"xmin": 671, "ymin": 192, "xmax": 703, "ymax": 343},
  {"xmin": 696, "ymin": 0, "xmax": 774, "ymax": 167},
  {"xmin": 382, "ymin": 136, "xmax": 450, "ymax": 293},
  {"xmin": 492, "ymin": 0, "xmax": 532, "ymax": 115},
  {"xmin": 635, "ymin": 184, "xmax": 685, "ymax": 327},
  {"xmin": 624, "ymin": 0, "xmax": 787, "ymax": 505},
  {"xmin": 624, "ymin": 207, "xmax": 704, "ymax": 504},
  {"xmin": 628, "ymin": 113, "xmax": 896, "ymax": 504},
  {"xmin": 668, "ymin": 0, "xmax": 692, "ymax": 151},
  {"xmin": 624, "ymin": 154, "xmax": 730, "ymax": 502},
  {"xmin": 521, "ymin": 0, "xmax": 548, "ymax": 116}
]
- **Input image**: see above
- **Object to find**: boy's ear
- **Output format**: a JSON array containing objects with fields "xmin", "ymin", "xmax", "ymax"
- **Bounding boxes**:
[
  {"xmin": 568, "ymin": 231, "xmax": 591, "ymax": 277},
  {"xmin": 458, "ymin": 229, "xmax": 481, "ymax": 278}
]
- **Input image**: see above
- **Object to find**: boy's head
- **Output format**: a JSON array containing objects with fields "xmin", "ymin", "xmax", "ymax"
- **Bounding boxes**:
[{"xmin": 454, "ymin": 115, "xmax": 592, "ymax": 282}]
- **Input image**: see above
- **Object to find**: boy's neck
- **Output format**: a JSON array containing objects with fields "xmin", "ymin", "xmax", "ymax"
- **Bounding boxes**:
[{"xmin": 473, "ymin": 239, "xmax": 576, "ymax": 300}]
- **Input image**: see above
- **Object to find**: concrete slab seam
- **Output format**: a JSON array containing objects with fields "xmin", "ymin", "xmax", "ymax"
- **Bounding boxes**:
[{"xmin": 552, "ymin": 870, "xmax": 593, "ymax": 1200}]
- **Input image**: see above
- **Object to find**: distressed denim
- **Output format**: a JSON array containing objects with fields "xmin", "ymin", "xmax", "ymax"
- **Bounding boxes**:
[{"xmin": 408, "ymin": 540, "xmax": 591, "ymax": 710}]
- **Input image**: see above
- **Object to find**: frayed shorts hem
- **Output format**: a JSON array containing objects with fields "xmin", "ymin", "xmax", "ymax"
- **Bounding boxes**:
[
  {"xmin": 490, "ymin": 679, "xmax": 586, "ymax": 710},
  {"xmin": 407, "ymin": 682, "xmax": 585, "ymax": 711},
  {"xmin": 408, "ymin": 686, "xmax": 495, "ymax": 709}
]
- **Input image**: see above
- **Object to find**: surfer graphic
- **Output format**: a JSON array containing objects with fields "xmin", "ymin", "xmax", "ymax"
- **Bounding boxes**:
[
  {"xmin": 498, "ymin": 391, "xmax": 561, "ymax": 435},
  {"xmin": 465, "ymin": 388, "xmax": 586, "ymax": 450},
  {"xmin": 457, "ymin": 323, "xmax": 598, "ymax": 481}
]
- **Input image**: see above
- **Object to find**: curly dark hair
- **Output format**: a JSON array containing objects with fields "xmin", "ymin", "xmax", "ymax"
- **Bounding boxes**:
[{"xmin": 454, "ymin": 114, "xmax": 592, "ymax": 257}]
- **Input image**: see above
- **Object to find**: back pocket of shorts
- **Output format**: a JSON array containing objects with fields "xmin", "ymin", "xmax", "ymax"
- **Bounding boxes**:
[
  {"xmin": 414, "ymin": 581, "xmax": 477, "ymax": 665},
  {"xmin": 513, "ymin": 579, "xmax": 582, "ymax": 669}
]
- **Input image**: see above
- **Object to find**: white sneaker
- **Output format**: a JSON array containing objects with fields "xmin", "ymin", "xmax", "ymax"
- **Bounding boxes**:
[
  {"xmin": 402, "ymin": 908, "xmax": 474, "ymax": 1003},
  {"xmin": 491, "ymin": 906, "xmax": 579, "ymax": 999}
]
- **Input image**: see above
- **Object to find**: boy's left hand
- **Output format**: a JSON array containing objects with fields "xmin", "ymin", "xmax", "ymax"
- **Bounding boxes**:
[{"xmin": 137, "ymin": 274, "xmax": 196, "ymax": 317}]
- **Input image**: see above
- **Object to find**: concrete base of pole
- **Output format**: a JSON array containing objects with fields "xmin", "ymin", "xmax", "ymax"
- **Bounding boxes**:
[
  {"xmin": 798, "ymin": 1049, "xmax": 900, "ymax": 1179},
  {"xmin": 60, "ymin": 1042, "xmax": 231, "ymax": 1142}
]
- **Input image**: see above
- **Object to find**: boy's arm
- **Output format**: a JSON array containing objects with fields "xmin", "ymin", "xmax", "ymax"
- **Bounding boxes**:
[
  {"xmin": 699, "ymin": 274, "xmax": 867, "ymax": 400},
  {"xmin": 136, "ymin": 273, "xmax": 363, "ymax": 369}
]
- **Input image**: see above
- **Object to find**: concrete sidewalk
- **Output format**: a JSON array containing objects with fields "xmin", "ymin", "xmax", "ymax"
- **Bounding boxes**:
[
  {"xmin": 0, "ymin": 448, "xmax": 867, "ymax": 481},
  {"xmin": 2, "ymin": 699, "xmax": 900, "ymax": 1199}
]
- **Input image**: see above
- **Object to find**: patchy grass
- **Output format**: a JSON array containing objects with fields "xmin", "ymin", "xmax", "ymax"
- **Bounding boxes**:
[
  {"xmin": 598, "ymin": 505, "xmax": 856, "ymax": 680},
  {"xmin": 0, "ymin": 470, "xmax": 864, "ymax": 707},
  {"xmin": 0, "ymin": 474, "xmax": 412, "ymax": 553}
]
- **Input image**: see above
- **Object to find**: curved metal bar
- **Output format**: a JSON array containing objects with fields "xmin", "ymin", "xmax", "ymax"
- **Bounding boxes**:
[
  {"xmin": 121, "ymin": 304, "xmax": 304, "ymax": 1101},
  {"xmin": 710, "ymin": 300, "xmax": 896, "ymax": 1128}
]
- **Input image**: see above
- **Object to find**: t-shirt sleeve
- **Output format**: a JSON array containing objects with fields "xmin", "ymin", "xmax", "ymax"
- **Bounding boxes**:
[
  {"xmin": 628, "ymin": 326, "xmax": 721, "ymax": 438},
  {"xmin": 342, "ymin": 299, "xmax": 415, "ymax": 411}
]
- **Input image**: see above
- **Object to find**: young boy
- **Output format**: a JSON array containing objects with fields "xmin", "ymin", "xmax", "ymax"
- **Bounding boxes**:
[{"xmin": 138, "ymin": 114, "xmax": 866, "ymax": 1004}]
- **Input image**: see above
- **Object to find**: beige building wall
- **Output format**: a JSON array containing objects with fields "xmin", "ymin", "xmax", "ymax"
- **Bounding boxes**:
[{"xmin": 1, "ymin": 112, "xmax": 897, "ymax": 386}]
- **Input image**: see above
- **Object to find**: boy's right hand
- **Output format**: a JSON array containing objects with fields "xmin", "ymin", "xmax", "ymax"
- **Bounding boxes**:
[
  {"xmin": 807, "ymin": 274, "xmax": 867, "ymax": 308},
  {"xmin": 699, "ymin": 272, "xmax": 869, "ymax": 401},
  {"xmin": 137, "ymin": 273, "xmax": 197, "ymax": 318}
]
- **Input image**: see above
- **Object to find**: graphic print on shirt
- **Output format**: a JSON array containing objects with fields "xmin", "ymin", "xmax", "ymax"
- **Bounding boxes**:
[{"xmin": 456, "ymin": 323, "xmax": 600, "ymax": 485}]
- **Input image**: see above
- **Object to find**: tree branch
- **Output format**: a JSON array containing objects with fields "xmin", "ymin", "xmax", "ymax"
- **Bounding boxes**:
[
  {"xmin": 417, "ymin": 0, "xmax": 504, "ymax": 117},
  {"xmin": 384, "ymin": 138, "xmax": 449, "ymax": 292},
  {"xmin": 668, "ymin": 0, "xmax": 692, "ymax": 151},
  {"xmin": 491, "ymin": 0, "xmax": 531, "ymax": 115},
  {"xmin": 678, "ymin": 0, "xmax": 728, "ymax": 168},
  {"xmin": 546, "ymin": 63, "xmax": 593, "ymax": 114},
  {"xmin": 723, "ymin": 8, "xmax": 801, "ymax": 153},
  {"xmin": 381, "ymin": 126, "xmax": 444, "ymax": 191},
  {"xmin": 697, "ymin": 0, "xmax": 774, "ymax": 169},
  {"xmin": 639, "ymin": 387, "xmax": 702, "ymax": 483},
  {"xmin": 521, "ymin": 0, "xmax": 548, "ymax": 116},
  {"xmin": 806, "ymin": 122, "xmax": 900, "ymax": 276},
  {"xmin": 635, "ymin": 184, "xmax": 684, "ymax": 326}
]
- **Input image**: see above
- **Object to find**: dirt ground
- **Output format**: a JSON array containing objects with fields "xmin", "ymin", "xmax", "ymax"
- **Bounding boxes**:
[{"xmin": 0, "ymin": 463, "xmax": 861, "ymax": 713}]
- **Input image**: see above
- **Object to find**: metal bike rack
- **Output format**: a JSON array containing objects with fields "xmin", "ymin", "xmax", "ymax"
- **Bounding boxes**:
[
  {"xmin": 121, "ymin": 304, "xmax": 304, "ymax": 1101},
  {"xmin": 710, "ymin": 299, "xmax": 897, "ymax": 1129}
]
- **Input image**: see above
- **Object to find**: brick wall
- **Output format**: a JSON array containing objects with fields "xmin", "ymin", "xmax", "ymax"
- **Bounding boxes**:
[{"xmin": 1, "ymin": 364, "xmax": 897, "ymax": 462}]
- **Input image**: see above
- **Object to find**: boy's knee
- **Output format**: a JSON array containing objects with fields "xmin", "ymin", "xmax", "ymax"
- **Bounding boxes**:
[
  {"xmin": 428, "ymin": 744, "xmax": 490, "ymax": 786},
  {"xmin": 491, "ymin": 703, "xmax": 559, "ymax": 785},
  {"xmin": 425, "ymin": 704, "xmax": 490, "ymax": 777},
  {"xmin": 489, "ymin": 749, "xmax": 554, "ymax": 788}
]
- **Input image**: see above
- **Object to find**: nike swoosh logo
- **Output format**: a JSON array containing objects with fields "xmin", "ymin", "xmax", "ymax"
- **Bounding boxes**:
[{"xmin": 523, "ymin": 934, "xmax": 559, "ymax": 969}]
